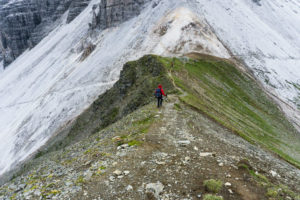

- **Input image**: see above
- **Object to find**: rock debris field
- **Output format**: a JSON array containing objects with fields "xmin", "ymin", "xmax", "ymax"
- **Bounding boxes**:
[{"xmin": 1, "ymin": 95, "xmax": 300, "ymax": 200}]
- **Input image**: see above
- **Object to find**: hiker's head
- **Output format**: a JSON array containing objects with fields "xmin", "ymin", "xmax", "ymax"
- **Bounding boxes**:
[{"xmin": 158, "ymin": 84, "xmax": 162, "ymax": 89}]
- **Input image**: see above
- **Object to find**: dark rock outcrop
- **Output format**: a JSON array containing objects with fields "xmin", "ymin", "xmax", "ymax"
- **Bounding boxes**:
[
  {"xmin": 67, "ymin": 0, "xmax": 91, "ymax": 23},
  {"xmin": 38, "ymin": 55, "xmax": 174, "ymax": 154},
  {"xmin": 0, "ymin": 0, "xmax": 91, "ymax": 67},
  {"xmin": 90, "ymin": 0, "xmax": 150, "ymax": 30},
  {"xmin": 0, "ymin": 52, "xmax": 3, "ymax": 65},
  {"xmin": 0, "ymin": 0, "xmax": 150, "ymax": 68}
]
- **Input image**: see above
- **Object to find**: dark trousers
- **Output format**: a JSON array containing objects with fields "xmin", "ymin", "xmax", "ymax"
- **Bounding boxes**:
[{"xmin": 157, "ymin": 97, "xmax": 163, "ymax": 108}]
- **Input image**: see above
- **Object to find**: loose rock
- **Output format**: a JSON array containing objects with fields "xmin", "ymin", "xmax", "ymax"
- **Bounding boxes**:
[
  {"xmin": 225, "ymin": 182, "xmax": 232, "ymax": 187},
  {"xmin": 126, "ymin": 185, "xmax": 133, "ymax": 191},
  {"xmin": 145, "ymin": 181, "xmax": 164, "ymax": 199},
  {"xmin": 113, "ymin": 170, "xmax": 122, "ymax": 176},
  {"xmin": 178, "ymin": 140, "xmax": 191, "ymax": 146},
  {"xmin": 200, "ymin": 152, "xmax": 214, "ymax": 157}
]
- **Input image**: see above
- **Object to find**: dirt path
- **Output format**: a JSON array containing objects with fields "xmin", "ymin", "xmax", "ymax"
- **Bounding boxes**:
[{"xmin": 72, "ymin": 95, "xmax": 299, "ymax": 200}]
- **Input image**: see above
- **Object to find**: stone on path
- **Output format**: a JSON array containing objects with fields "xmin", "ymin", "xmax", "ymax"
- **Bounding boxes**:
[
  {"xmin": 145, "ymin": 181, "xmax": 164, "ymax": 199},
  {"xmin": 178, "ymin": 140, "xmax": 191, "ymax": 147},
  {"xmin": 126, "ymin": 185, "xmax": 133, "ymax": 191},
  {"xmin": 200, "ymin": 152, "xmax": 214, "ymax": 157},
  {"xmin": 225, "ymin": 182, "xmax": 232, "ymax": 187},
  {"xmin": 113, "ymin": 170, "xmax": 122, "ymax": 176}
]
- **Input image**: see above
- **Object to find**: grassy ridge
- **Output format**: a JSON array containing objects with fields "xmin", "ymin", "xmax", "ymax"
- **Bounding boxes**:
[{"xmin": 158, "ymin": 54, "xmax": 300, "ymax": 168}]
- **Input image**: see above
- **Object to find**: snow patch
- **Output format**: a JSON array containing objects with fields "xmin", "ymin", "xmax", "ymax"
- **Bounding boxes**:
[{"xmin": 151, "ymin": 7, "xmax": 230, "ymax": 58}]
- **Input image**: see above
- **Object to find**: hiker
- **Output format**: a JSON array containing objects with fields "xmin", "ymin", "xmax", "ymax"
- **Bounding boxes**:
[{"xmin": 154, "ymin": 84, "xmax": 167, "ymax": 108}]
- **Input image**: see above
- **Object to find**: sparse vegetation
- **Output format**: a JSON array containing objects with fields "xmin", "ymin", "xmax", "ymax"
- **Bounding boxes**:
[
  {"xmin": 239, "ymin": 160, "xmax": 300, "ymax": 199},
  {"xmin": 75, "ymin": 176, "xmax": 85, "ymax": 185},
  {"xmin": 203, "ymin": 194, "xmax": 224, "ymax": 200},
  {"xmin": 266, "ymin": 187, "xmax": 279, "ymax": 198},
  {"xmin": 204, "ymin": 179, "xmax": 223, "ymax": 193},
  {"xmin": 249, "ymin": 170, "xmax": 269, "ymax": 184},
  {"xmin": 127, "ymin": 140, "xmax": 142, "ymax": 147},
  {"xmin": 174, "ymin": 103, "xmax": 182, "ymax": 111},
  {"xmin": 159, "ymin": 54, "xmax": 300, "ymax": 168}
]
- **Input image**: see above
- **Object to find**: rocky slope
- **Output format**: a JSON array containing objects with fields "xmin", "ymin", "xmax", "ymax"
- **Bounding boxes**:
[
  {"xmin": 89, "ymin": 0, "xmax": 150, "ymax": 31},
  {"xmin": 0, "ymin": 55, "xmax": 299, "ymax": 200},
  {"xmin": 0, "ymin": 0, "xmax": 91, "ymax": 67},
  {"xmin": 0, "ymin": 0, "xmax": 151, "ymax": 67}
]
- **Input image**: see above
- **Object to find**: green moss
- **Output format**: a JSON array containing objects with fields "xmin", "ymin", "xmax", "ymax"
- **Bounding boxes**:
[
  {"xmin": 99, "ymin": 166, "xmax": 106, "ymax": 170},
  {"xmin": 249, "ymin": 170, "xmax": 269, "ymax": 184},
  {"xmin": 84, "ymin": 148, "xmax": 97, "ymax": 155},
  {"xmin": 174, "ymin": 103, "xmax": 182, "ymax": 111},
  {"xmin": 132, "ymin": 115, "xmax": 154, "ymax": 126},
  {"xmin": 203, "ymin": 179, "xmax": 223, "ymax": 193},
  {"xmin": 101, "ymin": 107, "xmax": 119, "ymax": 128},
  {"xmin": 30, "ymin": 185, "xmax": 38, "ymax": 190},
  {"xmin": 266, "ymin": 187, "xmax": 279, "ymax": 197},
  {"xmin": 10, "ymin": 193, "xmax": 17, "ymax": 200},
  {"xmin": 238, "ymin": 163, "xmax": 249, "ymax": 170},
  {"xmin": 256, "ymin": 174, "xmax": 269, "ymax": 184},
  {"xmin": 246, "ymin": 168, "xmax": 300, "ymax": 198},
  {"xmin": 45, "ymin": 183, "xmax": 56, "ymax": 189},
  {"xmin": 203, "ymin": 194, "xmax": 224, "ymax": 200},
  {"xmin": 279, "ymin": 184, "xmax": 295, "ymax": 197},
  {"xmin": 49, "ymin": 189, "xmax": 60, "ymax": 195},
  {"xmin": 127, "ymin": 140, "xmax": 142, "ymax": 147},
  {"xmin": 47, "ymin": 174, "xmax": 53, "ymax": 179},
  {"xmin": 75, "ymin": 176, "xmax": 85, "ymax": 185}
]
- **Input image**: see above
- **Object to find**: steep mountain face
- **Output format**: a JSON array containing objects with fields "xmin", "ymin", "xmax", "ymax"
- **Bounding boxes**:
[
  {"xmin": 0, "ymin": 0, "xmax": 299, "ymax": 183},
  {"xmin": 67, "ymin": 0, "xmax": 91, "ymax": 23},
  {"xmin": 0, "ymin": 0, "xmax": 91, "ymax": 67},
  {"xmin": 90, "ymin": 0, "xmax": 150, "ymax": 31},
  {"xmin": 0, "ymin": 0, "xmax": 151, "ymax": 67}
]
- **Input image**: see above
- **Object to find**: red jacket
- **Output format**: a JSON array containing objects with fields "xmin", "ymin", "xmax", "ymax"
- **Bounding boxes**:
[{"xmin": 156, "ymin": 84, "xmax": 166, "ymax": 96}]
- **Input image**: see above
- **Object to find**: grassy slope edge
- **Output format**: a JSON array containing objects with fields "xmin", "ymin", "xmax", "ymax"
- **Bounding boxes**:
[{"xmin": 157, "ymin": 53, "xmax": 300, "ymax": 168}]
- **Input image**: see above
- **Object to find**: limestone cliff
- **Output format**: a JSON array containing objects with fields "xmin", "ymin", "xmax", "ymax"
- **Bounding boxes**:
[
  {"xmin": 90, "ymin": 0, "xmax": 150, "ymax": 30},
  {"xmin": 0, "ymin": 0, "xmax": 151, "ymax": 68},
  {"xmin": 0, "ymin": 0, "xmax": 91, "ymax": 67}
]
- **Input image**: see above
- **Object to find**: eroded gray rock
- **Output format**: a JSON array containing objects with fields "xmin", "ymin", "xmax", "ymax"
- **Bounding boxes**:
[
  {"xmin": 90, "ymin": 0, "xmax": 150, "ymax": 31},
  {"xmin": 0, "ymin": 0, "xmax": 91, "ymax": 67},
  {"xmin": 0, "ymin": 0, "xmax": 150, "ymax": 68},
  {"xmin": 145, "ymin": 181, "xmax": 164, "ymax": 199}
]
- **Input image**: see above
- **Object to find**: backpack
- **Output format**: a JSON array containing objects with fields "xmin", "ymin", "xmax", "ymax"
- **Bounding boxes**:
[{"xmin": 155, "ymin": 88, "xmax": 162, "ymax": 98}]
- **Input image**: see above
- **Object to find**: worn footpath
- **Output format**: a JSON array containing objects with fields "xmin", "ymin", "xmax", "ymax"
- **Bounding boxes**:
[{"xmin": 1, "ymin": 95, "xmax": 300, "ymax": 200}]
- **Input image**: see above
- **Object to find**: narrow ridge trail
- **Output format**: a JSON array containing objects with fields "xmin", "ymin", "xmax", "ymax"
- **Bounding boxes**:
[{"xmin": 1, "ymin": 95, "xmax": 299, "ymax": 199}]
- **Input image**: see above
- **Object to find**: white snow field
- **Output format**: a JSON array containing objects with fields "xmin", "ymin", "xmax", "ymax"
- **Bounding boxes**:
[{"xmin": 0, "ymin": 0, "xmax": 299, "ymax": 177}]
